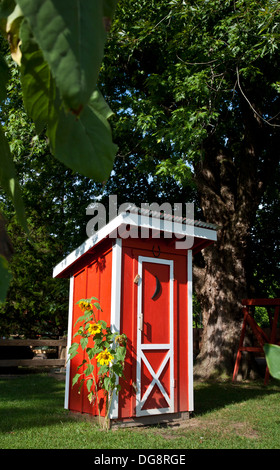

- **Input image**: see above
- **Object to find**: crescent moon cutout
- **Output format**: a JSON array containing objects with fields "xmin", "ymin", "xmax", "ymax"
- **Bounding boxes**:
[{"xmin": 151, "ymin": 275, "xmax": 161, "ymax": 300}]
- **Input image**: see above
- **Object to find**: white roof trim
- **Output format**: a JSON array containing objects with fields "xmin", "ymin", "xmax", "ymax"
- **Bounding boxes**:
[{"xmin": 53, "ymin": 211, "xmax": 217, "ymax": 278}]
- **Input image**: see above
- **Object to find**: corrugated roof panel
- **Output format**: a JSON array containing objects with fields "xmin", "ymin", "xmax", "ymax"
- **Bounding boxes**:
[{"xmin": 127, "ymin": 205, "xmax": 219, "ymax": 231}]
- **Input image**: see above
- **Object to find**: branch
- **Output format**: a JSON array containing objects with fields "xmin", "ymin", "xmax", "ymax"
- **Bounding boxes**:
[
  {"xmin": 176, "ymin": 54, "xmax": 219, "ymax": 66},
  {"xmin": 236, "ymin": 66, "xmax": 280, "ymax": 128}
]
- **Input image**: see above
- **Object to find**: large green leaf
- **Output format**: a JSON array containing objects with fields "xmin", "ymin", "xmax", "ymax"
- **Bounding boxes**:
[
  {"xmin": 0, "ymin": 0, "xmax": 16, "ymax": 31},
  {"xmin": 16, "ymin": 0, "xmax": 117, "ymax": 112},
  {"xmin": 0, "ymin": 255, "xmax": 12, "ymax": 302},
  {"xmin": 5, "ymin": 3, "xmax": 23, "ymax": 64},
  {"xmin": 18, "ymin": 6, "xmax": 117, "ymax": 181},
  {"xmin": 263, "ymin": 344, "xmax": 280, "ymax": 380},
  {"xmin": 0, "ymin": 0, "xmax": 16, "ymax": 18},
  {"xmin": 0, "ymin": 3, "xmax": 15, "ymax": 102},
  {"xmin": 48, "ymin": 89, "xmax": 118, "ymax": 181},
  {"xmin": 103, "ymin": 0, "xmax": 118, "ymax": 18},
  {"xmin": 0, "ymin": 54, "xmax": 9, "ymax": 102},
  {"xmin": 0, "ymin": 123, "xmax": 28, "ymax": 232},
  {"xmin": 20, "ymin": 18, "xmax": 53, "ymax": 134}
]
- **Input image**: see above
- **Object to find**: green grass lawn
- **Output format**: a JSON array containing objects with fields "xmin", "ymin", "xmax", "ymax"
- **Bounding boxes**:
[{"xmin": 0, "ymin": 371, "xmax": 279, "ymax": 449}]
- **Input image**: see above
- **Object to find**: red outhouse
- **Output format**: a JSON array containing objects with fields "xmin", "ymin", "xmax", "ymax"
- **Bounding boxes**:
[{"xmin": 53, "ymin": 206, "xmax": 217, "ymax": 426}]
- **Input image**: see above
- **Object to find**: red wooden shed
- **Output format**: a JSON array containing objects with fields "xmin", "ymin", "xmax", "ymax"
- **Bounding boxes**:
[{"xmin": 53, "ymin": 207, "xmax": 217, "ymax": 426}]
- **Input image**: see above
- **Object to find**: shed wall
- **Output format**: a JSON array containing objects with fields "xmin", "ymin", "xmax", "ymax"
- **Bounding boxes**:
[
  {"xmin": 67, "ymin": 236, "xmax": 193, "ymax": 420},
  {"xmin": 68, "ymin": 243, "xmax": 113, "ymax": 416}
]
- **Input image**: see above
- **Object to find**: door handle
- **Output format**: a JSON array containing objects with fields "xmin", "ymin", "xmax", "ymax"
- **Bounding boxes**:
[{"xmin": 139, "ymin": 313, "xmax": 143, "ymax": 331}]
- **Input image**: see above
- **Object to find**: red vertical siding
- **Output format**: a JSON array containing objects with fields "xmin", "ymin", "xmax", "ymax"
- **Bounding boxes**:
[
  {"xmin": 79, "ymin": 258, "xmax": 100, "ymax": 416},
  {"xmin": 88, "ymin": 248, "xmax": 112, "ymax": 417},
  {"xmin": 68, "ymin": 243, "xmax": 113, "ymax": 417},
  {"xmin": 69, "ymin": 236, "xmax": 192, "ymax": 420},
  {"xmin": 69, "ymin": 268, "xmax": 87, "ymax": 413}
]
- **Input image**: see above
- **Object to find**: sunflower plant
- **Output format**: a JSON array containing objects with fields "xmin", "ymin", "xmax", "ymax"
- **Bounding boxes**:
[{"xmin": 67, "ymin": 297, "xmax": 127, "ymax": 430}]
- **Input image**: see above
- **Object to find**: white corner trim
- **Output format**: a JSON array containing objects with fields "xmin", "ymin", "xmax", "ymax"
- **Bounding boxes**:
[
  {"xmin": 110, "ymin": 238, "xmax": 122, "ymax": 334},
  {"xmin": 109, "ymin": 238, "xmax": 122, "ymax": 420},
  {"xmin": 64, "ymin": 276, "xmax": 74, "ymax": 410},
  {"xmin": 187, "ymin": 250, "xmax": 194, "ymax": 412}
]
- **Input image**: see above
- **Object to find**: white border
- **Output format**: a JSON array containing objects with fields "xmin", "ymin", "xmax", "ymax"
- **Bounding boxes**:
[
  {"xmin": 64, "ymin": 276, "xmax": 74, "ymax": 409},
  {"xmin": 53, "ymin": 212, "xmax": 217, "ymax": 278},
  {"xmin": 109, "ymin": 238, "xmax": 122, "ymax": 419},
  {"xmin": 187, "ymin": 250, "xmax": 194, "ymax": 411},
  {"xmin": 136, "ymin": 257, "xmax": 174, "ymax": 417}
]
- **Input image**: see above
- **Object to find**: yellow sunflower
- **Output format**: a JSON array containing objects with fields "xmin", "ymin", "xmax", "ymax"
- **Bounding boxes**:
[
  {"xmin": 88, "ymin": 322, "xmax": 102, "ymax": 336},
  {"xmin": 96, "ymin": 349, "xmax": 113, "ymax": 366},
  {"xmin": 115, "ymin": 334, "xmax": 127, "ymax": 347},
  {"xmin": 78, "ymin": 300, "xmax": 92, "ymax": 311}
]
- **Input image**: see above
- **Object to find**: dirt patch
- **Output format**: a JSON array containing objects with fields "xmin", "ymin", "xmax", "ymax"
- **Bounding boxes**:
[
  {"xmin": 230, "ymin": 421, "xmax": 259, "ymax": 439},
  {"xmin": 147, "ymin": 416, "xmax": 260, "ymax": 441}
]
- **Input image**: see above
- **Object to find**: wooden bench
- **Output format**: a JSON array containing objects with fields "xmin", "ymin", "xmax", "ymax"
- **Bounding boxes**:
[{"xmin": 0, "ymin": 338, "xmax": 67, "ymax": 368}]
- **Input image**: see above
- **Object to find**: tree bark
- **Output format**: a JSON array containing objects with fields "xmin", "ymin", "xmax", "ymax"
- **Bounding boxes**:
[
  {"xmin": 193, "ymin": 226, "xmax": 251, "ymax": 380},
  {"xmin": 192, "ymin": 102, "xmax": 276, "ymax": 379}
]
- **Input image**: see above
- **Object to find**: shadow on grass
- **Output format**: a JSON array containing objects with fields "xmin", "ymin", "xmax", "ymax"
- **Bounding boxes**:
[
  {"xmin": 0, "ymin": 371, "xmax": 75, "ymax": 433},
  {"xmin": 193, "ymin": 379, "xmax": 280, "ymax": 417},
  {"xmin": 0, "ymin": 370, "xmax": 279, "ymax": 434}
]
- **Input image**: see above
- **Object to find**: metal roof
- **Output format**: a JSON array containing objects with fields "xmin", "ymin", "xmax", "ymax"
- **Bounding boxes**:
[
  {"xmin": 53, "ymin": 205, "xmax": 219, "ymax": 278},
  {"xmin": 125, "ymin": 205, "xmax": 219, "ymax": 231}
]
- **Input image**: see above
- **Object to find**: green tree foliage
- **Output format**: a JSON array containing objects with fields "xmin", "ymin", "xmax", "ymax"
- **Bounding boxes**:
[
  {"xmin": 0, "ymin": 217, "xmax": 68, "ymax": 337},
  {"xmin": 98, "ymin": 0, "xmax": 280, "ymax": 377},
  {"xmin": 251, "ymin": 165, "xmax": 280, "ymax": 299},
  {"xmin": 0, "ymin": 52, "xmax": 103, "ymax": 337},
  {"xmin": 0, "ymin": 0, "xmax": 118, "ymax": 301},
  {"xmin": 101, "ymin": 0, "xmax": 280, "ymax": 171}
]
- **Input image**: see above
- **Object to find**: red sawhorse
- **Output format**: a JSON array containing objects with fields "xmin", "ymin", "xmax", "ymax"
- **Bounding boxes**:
[{"xmin": 232, "ymin": 299, "xmax": 280, "ymax": 385}]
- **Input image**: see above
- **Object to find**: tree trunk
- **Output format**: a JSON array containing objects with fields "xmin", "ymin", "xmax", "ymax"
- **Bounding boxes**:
[
  {"xmin": 192, "ymin": 125, "xmax": 267, "ymax": 379},
  {"xmin": 193, "ymin": 228, "xmax": 251, "ymax": 380}
]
